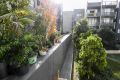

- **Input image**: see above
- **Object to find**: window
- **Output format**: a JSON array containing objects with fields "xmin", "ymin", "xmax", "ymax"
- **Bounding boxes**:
[
  {"xmin": 37, "ymin": 0, "xmax": 40, "ymax": 6},
  {"xmin": 29, "ymin": 0, "xmax": 34, "ymax": 9},
  {"xmin": 90, "ymin": 11, "xmax": 95, "ymax": 13},
  {"xmin": 103, "ymin": 8, "xmax": 114, "ymax": 13},
  {"xmin": 118, "ymin": 29, "xmax": 120, "ymax": 33},
  {"xmin": 102, "ymin": 18, "xmax": 112, "ymax": 23},
  {"xmin": 76, "ymin": 14, "xmax": 81, "ymax": 17},
  {"xmin": 88, "ymin": 18, "xmax": 97, "ymax": 26},
  {"xmin": 119, "ymin": 19, "xmax": 120, "ymax": 24}
]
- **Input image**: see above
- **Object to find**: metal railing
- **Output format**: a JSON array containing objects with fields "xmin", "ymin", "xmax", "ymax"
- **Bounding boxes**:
[
  {"xmin": 102, "ymin": 12, "xmax": 115, "ymax": 16},
  {"xmin": 102, "ymin": 1, "xmax": 117, "ymax": 6},
  {"xmin": 87, "ymin": 13, "xmax": 100, "ymax": 17}
]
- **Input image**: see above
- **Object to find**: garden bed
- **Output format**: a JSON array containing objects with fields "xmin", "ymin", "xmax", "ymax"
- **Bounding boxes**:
[{"xmin": 2, "ymin": 34, "xmax": 71, "ymax": 80}]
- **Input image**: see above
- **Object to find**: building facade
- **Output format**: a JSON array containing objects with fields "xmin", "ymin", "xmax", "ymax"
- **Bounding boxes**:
[
  {"xmin": 63, "ymin": 11, "xmax": 73, "ymax": 33},
  {"xmin": 87, "ymin": 0, "xmax": 118, "ymax": 30},
  {"xmin": 73, "ymin": 9, "xmax": 85, "ymax": 25}
]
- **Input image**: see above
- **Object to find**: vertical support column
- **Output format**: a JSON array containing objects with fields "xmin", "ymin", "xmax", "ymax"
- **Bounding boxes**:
[{"xmin": 99, "ymin": 0, "xmax": 103, "ymax": 29}]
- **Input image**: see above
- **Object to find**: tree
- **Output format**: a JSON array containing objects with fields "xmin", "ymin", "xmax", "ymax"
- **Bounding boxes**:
[
  {"xmin": 37, "ymin": 0, "xmax": 57, "ymax": 37},
  {"xmin": 77, "ymin": 33, "xmax": 113, "ymax": 80},
  {"xmin": 97, "ymin": 28, "xmax": 117, "ymax": 50},
  {"xmin": 73, "ymin": 19, "xmax": 89, "ymax": 61}
]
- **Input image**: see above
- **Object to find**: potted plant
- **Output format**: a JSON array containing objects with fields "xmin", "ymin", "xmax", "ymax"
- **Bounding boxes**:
[
  {"xmin": 39, "ymin": 47, "xmax": 48, "ymax": 56},
  {"xmin": 28, "ymin": 50, "xmax": 37, "ymax": 65},
  {"xmin": 7, "ymin": 45, "xmax": 30, "ymax": 76},
  {"xmin": 49, "ymin": 33, "xmax": 56, "ymax": 45},
  {"xmin": 54, "ymin": 32, "xmax": 61, "ymax": 44},
  {"xmin": 46, "ymin": 39, "xmax": 53, "ymax": 48},
  {"xmin": 0, "ymin": 44, "xmax": 10, "ymax": 79},
  {"xmin": 6, "ymin": 33, "xmax": 35, "ymax": 76}
]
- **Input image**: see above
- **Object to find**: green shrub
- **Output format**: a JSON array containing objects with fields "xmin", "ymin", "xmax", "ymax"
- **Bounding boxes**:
[
  {"xmin": 77, "ymin": 33, "xmax": 112, "ymax": 80},
  {"xmin": 5, "ymin": 33, "xmax": 36, "ymax": 67},
  {"xmin": 97, "ymin": 29, "xmax": 117, "ymax": 50},
  {"xmin": 73, "ymin": 19, "xmax": 89, "ymax": 61}
]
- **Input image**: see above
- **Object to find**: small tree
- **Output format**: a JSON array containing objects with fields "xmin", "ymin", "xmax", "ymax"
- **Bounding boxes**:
[
  {"xmin": 73, "ymin": 19, "xmax": 89, "ymax": 61},
  {"xmin": 97, "ymin": 28, "xmax": 117, "ymax": 50},
  {"xmin": 77, "ymin": 33, "xmax": 110, "ymax": 80}
]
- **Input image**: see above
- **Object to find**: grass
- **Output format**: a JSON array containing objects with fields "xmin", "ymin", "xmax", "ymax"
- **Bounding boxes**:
[{"xmin": 107, "ymin": 54, "xmax": 120, "ymax": 79}]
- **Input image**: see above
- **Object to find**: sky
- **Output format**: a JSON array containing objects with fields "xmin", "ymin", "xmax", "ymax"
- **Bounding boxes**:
[{"xmin": 52, "ymin": 0, "xmax": 119, "ymax": 11}]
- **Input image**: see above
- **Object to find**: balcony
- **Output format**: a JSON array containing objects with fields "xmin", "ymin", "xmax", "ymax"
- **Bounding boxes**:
[
  {"xmin": 101, "ymin": 22, "xmax": 114, "ymax": 27},
  {"xmin": 102, "ymin": 1, "xmax": 117, "ymax": 8},
  {"xmin": 89, "ymin": 22, "xmax": 100, "ymax": 27},
  {"xmin": 87, "ymin": 2, "xmax": 101, "ymax": 9},
  {"xmin": 102, "ymin": 12, "xmax": 115, "ymax": 17},
  {"xmin": 87, "ymin": 13, "xmax": 100, "ymax": 17}
]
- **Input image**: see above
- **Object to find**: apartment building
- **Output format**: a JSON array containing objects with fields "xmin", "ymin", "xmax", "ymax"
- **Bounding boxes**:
[
  {"xmin": 87, "ymin": 0, "xmax": 118, "ymax": 30},
  {"xmin": 73, "ymin": 9, "xmax": 85, "ymax": 25}
]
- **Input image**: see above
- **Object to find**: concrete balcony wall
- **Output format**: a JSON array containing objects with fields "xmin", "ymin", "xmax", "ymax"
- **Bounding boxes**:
[
  {"xmin": 102, "ymin": 12, "xmax": 115, "ymax": 17},
  {"xmin": 87, "ymin": 13, "xmax": 101, "ymax": 17},
  {"xmin": 4, "ymin": 34, "xmax": 72, "ymax": 80},
  {"xmin": 88, "ymin": 22, "xmax": 100, "ymax": 27},
  {"xmin": 87, "ymin": 2, "xmax": 101, "ymax": 9}
]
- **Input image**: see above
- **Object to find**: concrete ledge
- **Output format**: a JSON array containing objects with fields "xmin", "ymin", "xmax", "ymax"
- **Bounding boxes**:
[
  {"xmin": 106, "ymin": 50, "xmax": 120, "ymax": 54},
  {"xmin": 59, "ymin": 43, "xmax": 73, "ymax": 80},
  {"xmin": 3, "ymin": 34, "xmax": 72, "ymax": 80}
]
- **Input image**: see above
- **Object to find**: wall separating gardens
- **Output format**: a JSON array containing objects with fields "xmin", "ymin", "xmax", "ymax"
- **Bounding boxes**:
[{"xmin": 3, "ymin": 34, "xmax": 72, "ymax": 80}]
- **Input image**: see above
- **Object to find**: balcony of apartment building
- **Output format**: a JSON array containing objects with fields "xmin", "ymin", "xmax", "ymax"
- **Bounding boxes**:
[
  {"xmin": 89, "ymin": 22, "xmax": 100, "ymax": 28},
  {"xmin": 102, "ymin": 1, "xmax": 117, "ymax": 8},
  {"xmin": 101, "ymin": 22, "xmax": 114, "ymax": 28},
  {"xmin": 87, "ymin": 2, "xmax": 101, "ymax": 9},
  {"xmin": 87, "ymin": 13, "xmax": 101, "ymax": 17},
  {"xmin": 87, "ymin": 9, "xmax": 101, "ymax": 17},
  {"xmin": 102, "ymin": 12, "xmax": 115, "ymax": 17}
]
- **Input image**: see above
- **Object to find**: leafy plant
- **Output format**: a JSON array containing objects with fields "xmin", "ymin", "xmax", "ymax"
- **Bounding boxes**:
[
  {"xmin": 73, "ymin": 19, "xmax": 89, "ymax": 62},
  {"xmin": 37, "ymin": 0, "xmax": 57, "ymax": 37},
  {"xmin": 97, "ymin": 28, "xmax": 117, "ymax": 50},
  {"xmin": 77, "ymin": 32, "xmax": 113, "ymax": 80},
  {"xmin": 6, "ymin": 33, "xmax": 36, "ymax": 67},
  {"xmin": 0, "ymin": 0, "xmax": 35, "ymax": 67}
]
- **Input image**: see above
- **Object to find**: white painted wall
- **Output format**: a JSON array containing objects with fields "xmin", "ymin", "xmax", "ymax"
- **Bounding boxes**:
[{"xmin": 63, "ymin": 11, "xmax": 73, "ymax": 33}]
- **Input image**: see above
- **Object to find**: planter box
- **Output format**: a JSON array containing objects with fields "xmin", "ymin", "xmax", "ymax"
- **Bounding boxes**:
[{"xmin": 3, "ymin": 34, "xmax": 71, "ymax": 80}]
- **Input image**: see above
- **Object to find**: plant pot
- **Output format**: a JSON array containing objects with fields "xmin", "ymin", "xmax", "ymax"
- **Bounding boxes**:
[
  {"xmin": 0, "ymin": 62, "xmax": 7, "ymax": 79},
  {"xmin": 28, "ymin": 55, "xmax": 37, "ymax": 65},
  {"xmin": 7, "ymin": 64, "xmax": 29, "ymax": 76},
  {"xmin": 39, "ymin": 50, "xmax": 47, "ymax": 56}
]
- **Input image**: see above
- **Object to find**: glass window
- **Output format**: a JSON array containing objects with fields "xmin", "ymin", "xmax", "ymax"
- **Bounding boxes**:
[
  {"xmin": 118, "ymin": 29, "xmax": 120, "ymax": 33},
  {"xmin": 29, "ymin": 0, "xmax": 34, "ymax": 9},
  {"xmin": 37, "ymin": 0, "xmax": 40, "ymax": 6},
  {"xmin": 103, "ymin": 18, "xmax": 113, "ymax": 23},
  {"xmin": 88, "ymin": 18, "xmax": 97, "ymax": 26}
]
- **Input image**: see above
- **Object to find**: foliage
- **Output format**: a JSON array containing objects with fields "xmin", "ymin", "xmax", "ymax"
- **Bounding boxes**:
[
  {"xmin": 5, "ymin": 33, "xmax": 36, "ymax": 67},
  {"xmin": 0, "ymin": 0, "xmax": 35, "ymax": 67},
  {"xmin": 37, "ymin": 0, "xmax": 57, "ymax": 37},
  {"xmin": 77, "ymin": 33, "xmax": 113, "ymax": 80},
  {"xmin": 97, "ymin": 28, "xmax": 118, "ymax": 50},
  {"xmin": 73, "ymin": 19, "xmax": 89, "ymax": 61},
  {"xmin": 32, "ymin": 14, "xmax": 47, "ymax": 50},
  {"xmin": 0, "ymin": 0, "xmax": 59, "ymax": 67}
]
